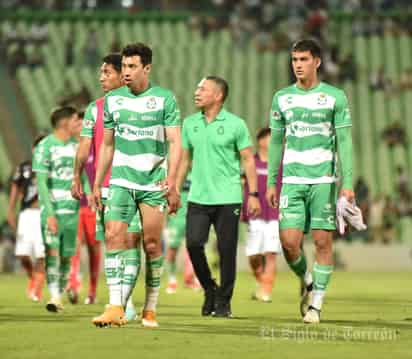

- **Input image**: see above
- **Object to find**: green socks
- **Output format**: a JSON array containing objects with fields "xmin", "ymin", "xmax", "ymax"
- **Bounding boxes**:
[{"xmin": 144, "ymin": 256, "xmax": 164, "ymax": 311}]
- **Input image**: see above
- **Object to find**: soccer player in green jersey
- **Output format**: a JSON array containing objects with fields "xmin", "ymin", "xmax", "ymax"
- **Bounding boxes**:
[
  {"xmin": 92, "ymin": 43, "xmax": 182, "ymax": 328},
  {"xmin": 266, "ymin": 39, "xmax": 355, "ymax": 324},
  {"xmin": 71, "ymin": 53, "xmax": 143, "ymax": 320},
  {"xmin": 33, "ymin": 106, "xmax": 89, "ymax": 312}
]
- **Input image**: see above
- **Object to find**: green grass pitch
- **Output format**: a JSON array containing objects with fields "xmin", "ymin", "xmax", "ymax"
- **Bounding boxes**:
[{"xmin": 1, "ymin": 271, "xmax": 411, "ymax": 359}]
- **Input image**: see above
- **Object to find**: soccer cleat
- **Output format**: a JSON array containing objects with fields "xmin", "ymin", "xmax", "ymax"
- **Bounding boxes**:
[
  {"xmin": 213, "ymin": 302, "xmax": 232, "ymax": 318},
  {"xmin": 67, "ymin": 288, "xmax": 79, "ymax": 305},
  {"xmin": 251, "ymin": 289, "xmax": 272, "ymax": 303},
  {"xmin": 27, "ymin": 277, "xmax": 36, "ymax": 300},
  {"xmin": 92, "ymin": 305, "xmax": 127, "ymax": 327},
  {"xmin": 141, "ymin": 310, "xmax": 158, "ymax": 328},
  {"xmin": 303, "ymin": 306, "xmax": 321, "ymax": 324},
  {"xmin": 84, "ymin": 296, "xmax": 97, "ymax": 305},
  {"xmin": 202, "ymin": 283, "xmax": 217, "ymax": 316},
  {"xmin": 46, "ymin": 298, "xmax": 64, "ymax": 313},
  {"xmin": 300, "ymin": 281, "xmax": 313, "ymax": 317},
  {"xmin": 125, "ymin": 305, "xmax": 137, "ymax": 322},
  {"xmin": 165, "ymin": 279, "xmax": 177, "ymax": 294}
]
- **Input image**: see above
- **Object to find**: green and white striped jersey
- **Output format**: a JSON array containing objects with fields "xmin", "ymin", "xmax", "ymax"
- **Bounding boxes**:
[
  {"xmin": 270, "ymin": 82, "xmax": 352, "ymax": 184},
  {"xmin": 104, "ymin": 84, "xmax": 180, "ymax": 191},
  {"xmin": 32, "ymin": 134, "xmax": 79, "ymax": 216}
]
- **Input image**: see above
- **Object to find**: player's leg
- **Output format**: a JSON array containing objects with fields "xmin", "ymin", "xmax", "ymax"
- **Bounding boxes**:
[
  {"xmin": 93, "ymin": 186, "xmax": 137, "ymax": 327},
  {"xmin": 164, "ymin": 212, "xmax": 185, "ymax": 294},
  {"xmin": 124, "ymin": 215, "xmax": 142, "ymax": 322},
  {"xmin": 246, "ymin": 218, "xmax": 265, "ymax": 299},
  {"xmin": 59, "ymin": 214, "xmax": 79, "ymax": 304},
  {"xmin": 279, "ymin": 184, "xmax": 313, "ymax": 316},
  {"xmin": 67, "ymin": 212, "xmax": 83, "ymax": 304},
  {"xmin": 139, "ymin": 194, "xmax": 166, "ymax": 328},
  {"xmin": 32, "ymin": 210, "xmax": 46, "ymax": 301},
  {"xmin": 42, "ymin": 222, "xmax": 63, "ymax": 312},
  {"xmin": 258, "ymin": 219, "xmax": 282, "ymax": 302},
  {"xmin": 15, "ymin": 210, "xmax": 35, "ymax": 299},
  {"xmin": 212, "ymin": 204, "xmax": 241, "ymax": 317},
  {"xmin": 186, "ymin": 202, "xmax": 215, "ymax": 316},
  {"xmin": 82, "ymin": 206, "xmax": 101, "ymax": 304},
  {"xmin": 304, "ymin": 183, "xmax": 336, "ymax": 324}
]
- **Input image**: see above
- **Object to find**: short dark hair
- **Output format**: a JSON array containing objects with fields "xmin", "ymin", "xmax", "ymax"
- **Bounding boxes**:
[
  {"xmin": 122, "ymin": 43, "xmax": 152, "ymax": 66},
  {"xmin": 291, "ymin": 39, "xmax": 322, "ymax": 59},
  {"xmin": 77, "ymin": 110, "xmax": 85, "ymax": 119},
  {"xmin": 256, "ymin": 127, "xmax": 271, "ymax": 141},
  {"xmin": 50, "ymin": 106, "xmax": 77, "ymax": 128},
  {"xmin": 206, "ymin": 75, "xmax": 229, "ymax": 103},
  {"xmin": 102, "ymin": 53, "xmax": 122, "ymax": 72},
  {"xmin": 32, "ymin": 133, "xmax": 47, "ymax": 148}
]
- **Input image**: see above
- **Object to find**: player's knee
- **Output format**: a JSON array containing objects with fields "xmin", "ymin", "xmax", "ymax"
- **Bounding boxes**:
[
  {"xmin": 281, "ymin": 238, "xmax": 299, "ymax": 256},
  {"xmin": 314, "ymin": 236, "xmax": 332, "ymax": 252},
  {"xmin": 144, "ymin": 237, "xmax": 160, "ymax": 256}
]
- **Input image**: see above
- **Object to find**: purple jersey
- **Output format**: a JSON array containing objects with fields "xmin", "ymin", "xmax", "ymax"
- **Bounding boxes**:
[
  {"xmin": 80, "ymin": 149, "xmax": 95, "ymax": 208},
  {"xmin": 241, "ymin": 154, "xmax": 282, "ymax": 222}
]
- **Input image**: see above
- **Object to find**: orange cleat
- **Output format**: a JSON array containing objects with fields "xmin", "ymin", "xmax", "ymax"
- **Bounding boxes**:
[
  {"xmin": 141, "ymin": 310, "xmax": 158, "ymax": 328},
  {"xmin": 92, "ymin": 305, "xmax": 127, "ymax": 328}
]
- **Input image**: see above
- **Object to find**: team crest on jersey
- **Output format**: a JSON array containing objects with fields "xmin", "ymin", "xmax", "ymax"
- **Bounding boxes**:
[
  {"xmin": 83, "ymin": 119, "xmax": 94, "ymax": 129},
  {"xmin": 217, "ymin": 126, "xmax": 224, "ymax": 135},
  {"xmin": 272, "ymin": 111, "xmax": 281, "ymax": 120},
  {"xmin": 317, "ymin": 93, "xmax": 327, "ymax": 105},
  {"xmin": 146, "ymin": 97, "xmax": 157, "ymax": 110}
]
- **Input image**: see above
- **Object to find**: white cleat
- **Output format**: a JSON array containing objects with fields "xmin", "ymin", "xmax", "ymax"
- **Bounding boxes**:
[
  {"xmin": 300, "ymin": 281, "xmax": 313, "ymax": 317},
  {"xmin": 141, "ymin": 310, "xmax": 159, "ymax": 328},
  {"xmin": 303, "ymin": 307, "xmax": 321, "ymax": 324}
]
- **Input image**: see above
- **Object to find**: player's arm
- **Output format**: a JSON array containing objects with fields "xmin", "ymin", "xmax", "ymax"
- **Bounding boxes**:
[
  {"xmin": 32, "ymin": 141, "xmax": 58, "ymax": 234},
  {"xmin": 164, "ymin": 93, "xmax": 182, "ymax": 214},
  {"xmin": 176, "ymin": 148, "xmax": 191, "ymax": 192},
  {"xmin": 72, "ymin": 102, "xmax": 95, "ymax": 199},
  {"xmin": 93, "ymin": 128, "xmax": 114, "ymax": 210},
  {"xmin": 266, "ymin": 95, "xmax": 285, "ymax": 208},
  {"xmin": 71, "ymin": 137, "xmax": 92, "ymax": 199},
  {"xmin": 6, "ymin": 182, "xmax": 21, "ymax": 232},
  {"xmin": 335, "ymin": 91, "xmax": 354, "ymax": 201},
  {"xmin": 240, "ymin": 146, "xmax": 261, "ymax": 217}
]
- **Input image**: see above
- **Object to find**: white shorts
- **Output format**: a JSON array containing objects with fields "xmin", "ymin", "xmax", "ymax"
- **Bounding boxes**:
[
  {"xmin": 245, "ymin": 219, "xmax": 282, "ymax": 256},
  {"xmin": 15, "ymin": 208, "xmax": 45, "ymax": 259}
]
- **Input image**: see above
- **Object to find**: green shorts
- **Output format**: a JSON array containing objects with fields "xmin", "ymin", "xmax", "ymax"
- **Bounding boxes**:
[
  {"xmin": 41, "ymin": 214, "xmax": 79, "ymax": 257},
  {"xmin": 95, "ymin": 193, "xmax": 142, "ymax": 240},
  {"xmin": 166, "ymin": 192, "xmax": 188, "ymax": 249},
  {"xmin": 279, "ymin": 183, "xmax": 336, "ymax": 233},
  {"xmin": 105, "ymin": 185, "xmax": 166, "ymax": 227}
]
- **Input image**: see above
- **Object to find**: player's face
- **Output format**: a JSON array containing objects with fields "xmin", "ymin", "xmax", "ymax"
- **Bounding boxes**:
[
  {"xmin": 122, "ymin": 55, "xmax": 151, "ymax": 88},
  {"xmin": 99, "ymin": 63, "xmax": 123, "ymax": 93},
  {"xmin": 194, "ymin": 79, "xmax": 221, "ymax": 109},
  {"xmin": 291, "ymin": 51, "xmax": 321, "ymax": 82},
  {"xmin": 68, "ymin": 113, "xmax": 82, "ymax": 137},
  {"xmin": 258, "ymin": 134, "xmax": 270, "ymax": 152}
]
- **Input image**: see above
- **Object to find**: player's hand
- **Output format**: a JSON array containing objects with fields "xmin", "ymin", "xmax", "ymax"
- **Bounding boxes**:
[
  {"xmin": 7, "ymin": 213, "xmax": 17, "ymax": 233},
  {"xmin": 86, "ymin": 194, "xmax": 95, "ymax": 210},
  {"xmin": 166, "ymin": 186, "xmax": 181, "ymax": 215},
  {"xmin": 92, "ymin": 185, "xmax": 103, "ymax": 211},
  {"xmin": 248, "ymin": 196, "xmax": 261, "ymax": 218},
  {"xmin": 266, "ymin": 186, "xmax": 278, "ymax": 209},
  {"xmin": 340, "ymin": 189, "xmax": 355, "ymax": 203},
  {"xmin": 47, "ymin": 216, "xmax": 58, "ymax": 235},
  {"xmin": 71, "ymin": 176, "xmax": 83, "ymax": 200}
]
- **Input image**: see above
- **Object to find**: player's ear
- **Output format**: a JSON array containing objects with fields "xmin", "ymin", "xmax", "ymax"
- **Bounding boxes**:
[
  {"xmin": 315, "ymin": 57, "xmax": 321, "ymax": 70},
  {"xmin": 144, "ymin": 64, "xmax": 152, "ymax": 75}
]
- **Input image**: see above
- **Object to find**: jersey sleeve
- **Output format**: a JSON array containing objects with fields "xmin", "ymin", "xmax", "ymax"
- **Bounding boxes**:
[
  {"xmin": 103, "ymin": 95, "xmax": 115, "ymax": 130},
  {"xmin": 181, "ymin": 120, "xmax": 191, "ymax": 150},
  {"xmin": 334, "ymin": 91, "xmax": 352, "ymax": 129},
  {"xmin": 164, "ymin": 93, "xmax": 181, "ymax": 127},
  {"xmin": 81, "ymin": 102, "xmax": 97, "ymax": 138},
  {"xmin": 236, "ymin": 120, "xmax": 252, "ymax": 151},
  {"xmin": 32, "ymin": 140, "xmax": 50, "ymax": 174},
  {"xmin": 269, "ymin": 93, "xmax": 285, "ymax": 131}
]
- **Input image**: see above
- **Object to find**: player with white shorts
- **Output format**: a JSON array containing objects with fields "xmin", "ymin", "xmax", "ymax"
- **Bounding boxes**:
[{"xmin": 242, "ymin": 127, "xmax": 282, "ymax": 303}]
